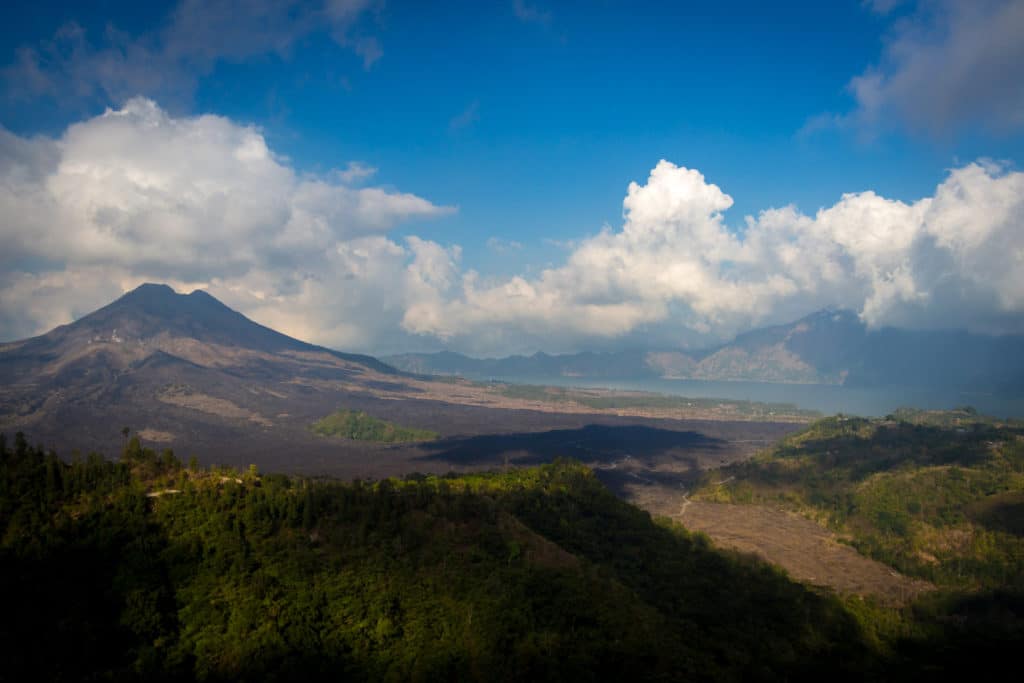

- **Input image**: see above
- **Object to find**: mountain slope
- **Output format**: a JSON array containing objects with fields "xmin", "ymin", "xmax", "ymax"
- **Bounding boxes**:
[
  {"xmin": 1, "ymin": 446, "xmax": 882, "ymax": 681},
  {"xmin": 7, "ymin": 438, "xmax": 1021, "ymax": 681},
  {"xmin": 0, "ymin": 284, "xmax": 423, "ymax": 464}
]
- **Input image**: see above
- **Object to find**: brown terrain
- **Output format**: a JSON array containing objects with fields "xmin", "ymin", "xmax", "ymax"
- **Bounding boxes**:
[
  {"xmin": 628, "ymin": 490, "xmax": 932, "ymax": 603},
  {"xmin": 585, "ymin": 452, "xmax": 931, "ymax": 603}
]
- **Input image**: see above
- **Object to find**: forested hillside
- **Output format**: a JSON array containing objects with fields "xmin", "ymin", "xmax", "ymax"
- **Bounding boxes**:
[
  {"xmin": 690, "ymin": 410, "xmax": 1024, "ymax": 677},
  {"xmin": 1, "ymin": 430, "xmax": 1019, "ymax": 681},
  {"xmin": 696, "ymin": 410, "xmax": 1024, "ymax": 590}
]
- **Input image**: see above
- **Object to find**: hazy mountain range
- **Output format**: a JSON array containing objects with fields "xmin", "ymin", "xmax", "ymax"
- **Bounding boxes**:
[{"xmin": 386, "ymin": 309, "xmax": 1024, "ymax": 392}]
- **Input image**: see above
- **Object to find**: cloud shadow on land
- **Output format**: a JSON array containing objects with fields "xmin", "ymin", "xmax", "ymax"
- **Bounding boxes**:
[{"xmin": 416, "ymin": 423, "xmax": 724, "ymax": 467}]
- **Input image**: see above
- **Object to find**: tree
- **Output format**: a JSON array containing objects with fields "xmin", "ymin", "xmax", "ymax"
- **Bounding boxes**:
[
  {"xmin": 122, "ymin": 436, "xmax": 143, "ymax": 463},
  {"xmin": 161, "ymin": 449, "xmax": 179, "ymax": 471}
]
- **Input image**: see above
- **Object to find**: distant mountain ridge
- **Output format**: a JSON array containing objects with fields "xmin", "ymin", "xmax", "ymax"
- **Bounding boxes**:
[{"xmin": 386, "ymin": 309, "xmax": 1024, "ymax": 391}]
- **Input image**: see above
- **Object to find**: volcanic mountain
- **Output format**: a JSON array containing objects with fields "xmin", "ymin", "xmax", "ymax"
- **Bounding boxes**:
[
  {"xmin": 0, "ymin": 284, "xmax": 441, "ymax": 471},
  {"xmin": 0, "ymin": 283, "xmax": 395, "ymax": 382}
]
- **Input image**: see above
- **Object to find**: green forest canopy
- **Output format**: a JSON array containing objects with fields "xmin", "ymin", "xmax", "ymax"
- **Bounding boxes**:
[{"xmin": 1, "ymin": 429, "xmax": 1021, "ymax": 681}]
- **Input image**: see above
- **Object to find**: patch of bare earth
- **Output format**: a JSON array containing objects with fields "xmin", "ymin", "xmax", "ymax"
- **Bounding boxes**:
[
  {"xmin": 631, "ymin": 490, "xmax": 931, "ymax": 604},
  {"xmin": 138, "ymin": 428, "xmax": 175, "ymax": 442},
  {"xmin": 158, "ymin": 388, "xmax": 272, "ymax": 426}
]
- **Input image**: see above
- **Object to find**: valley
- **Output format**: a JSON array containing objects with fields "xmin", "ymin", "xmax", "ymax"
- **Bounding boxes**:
[{"xmin": 3, "ymin": 283, "xmax": 1023, "ymax": 680}]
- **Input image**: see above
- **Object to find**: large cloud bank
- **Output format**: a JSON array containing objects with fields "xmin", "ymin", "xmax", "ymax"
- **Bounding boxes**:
[
  {"xmin": 404, "ymin": 160, "xmax": 1024, "ymax": 351},
  {"xmin": 1, "ymin": 100, "xmax": 1023, "ymax": 354},
  {"xmin": 0, "ymin": 98, "xmax": 453, "ymax": 350}
]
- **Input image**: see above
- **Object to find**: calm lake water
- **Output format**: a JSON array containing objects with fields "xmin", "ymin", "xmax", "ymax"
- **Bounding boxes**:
[{"xmin": 489, "ymin": 375, "xmax": 1024, "ymax": 419}]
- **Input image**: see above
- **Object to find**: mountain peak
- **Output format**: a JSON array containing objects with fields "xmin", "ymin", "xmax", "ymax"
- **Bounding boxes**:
[
  {"xmin": 134, "ymin": 282, "xmax": 175, "ymax": 293},
  {"xmin": 108, "ymin": 283, "xmax": 215, "ymax": 320},
  {"xmin": 120, "ymin": 282, "xmax": 177, "ymax": 301},
  {"xmin": 39, "ymin": 282, "xmax": 309, "ymax": 356}
]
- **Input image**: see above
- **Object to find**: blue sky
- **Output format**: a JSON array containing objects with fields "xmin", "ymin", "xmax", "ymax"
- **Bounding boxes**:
[{"xmin": 2, "ymin": 1, "xmax": 1023, "ymax": 354}]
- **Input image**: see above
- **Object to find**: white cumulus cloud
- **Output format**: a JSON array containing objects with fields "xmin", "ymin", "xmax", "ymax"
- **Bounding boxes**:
[
  {"xmin": 399, "ymin": 160, "xmax": 1024, "ymax": 353},
  {"xmin": 0, "ymin": 98, "xmax": 454, "ymax": 352},
  {"xmin": 2, "ymin": 102, "xmax": 1022, "ymax": 356}
]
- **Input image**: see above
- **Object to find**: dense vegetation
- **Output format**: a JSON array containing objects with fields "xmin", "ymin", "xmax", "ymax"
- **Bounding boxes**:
[
  {"xmin": 690, "ymin": 411, "xmax": 1024, "ymax": 678},
  {"xmin": 311, "ymin": 409, "xmax": 438, "ymax": 443},
  {"xmin": 889, "ymin": 406, "xmax": 1024, "ymax": 430},
  {"xmin": 695, "ymin": 411, "xmax": 1024, "ymax": 592},
  {"xmin": 4, "ymin": 427, "xmax": 1021, "ymax": 681},
  {"xmin": 0, "ymin": 430, "xmax": 882, "ymax": 682}
]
